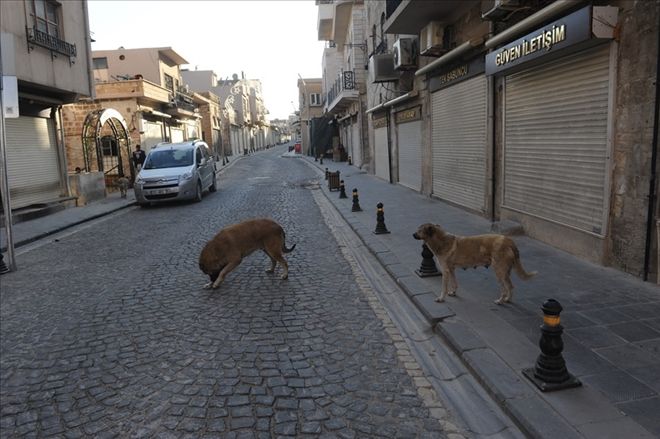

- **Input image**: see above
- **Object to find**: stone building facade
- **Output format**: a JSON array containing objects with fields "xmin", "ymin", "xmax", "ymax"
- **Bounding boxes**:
[
  {"xmin": 0, "ymin": 0, "xmax": 94, "ymax": 210},
  {"xmin": 318, "ymin": 0, "xmax": 659, "ymax": 281}
]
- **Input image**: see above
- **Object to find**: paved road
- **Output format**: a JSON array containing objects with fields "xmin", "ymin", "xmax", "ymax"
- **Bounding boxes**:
[{"xmin": 1, "ymin": 148, "xmax": 468, "ymax": 438}]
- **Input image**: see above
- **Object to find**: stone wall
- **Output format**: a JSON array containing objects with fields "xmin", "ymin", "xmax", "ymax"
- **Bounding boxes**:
[{"xmin": 607, "ymin": 0, "xmax": 659, "ymax": 278}]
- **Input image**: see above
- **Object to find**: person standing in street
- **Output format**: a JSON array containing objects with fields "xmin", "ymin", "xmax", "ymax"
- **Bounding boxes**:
[{"xmin": 132, "ymin": 144, "xmax": 146, "ymax": 171}]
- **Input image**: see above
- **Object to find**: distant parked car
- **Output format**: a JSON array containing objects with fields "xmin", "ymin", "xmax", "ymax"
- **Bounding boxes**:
[{"xmin": 133, "ymin": 140, "xmax": 216, "ymax": 207}]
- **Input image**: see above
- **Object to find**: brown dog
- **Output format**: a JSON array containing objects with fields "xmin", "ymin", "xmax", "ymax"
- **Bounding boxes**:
[
  {"xmin": 199, "ymin": 218, "xmax": 296, "ymax": 289},
  {"xmin": 413, "ymin": 223, "xmax": 536, "ymax": 305}
]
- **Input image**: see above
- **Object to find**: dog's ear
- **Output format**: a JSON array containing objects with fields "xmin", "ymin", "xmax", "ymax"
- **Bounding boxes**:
[{"xmin": 425, "ymin": 224, "xmax": 434, "ymax": 237}]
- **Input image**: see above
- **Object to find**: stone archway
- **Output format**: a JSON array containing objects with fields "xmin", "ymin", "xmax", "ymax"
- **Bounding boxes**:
[{"xmin": 81, "ymin": 109, "xmax": 132, "ymax": 183}]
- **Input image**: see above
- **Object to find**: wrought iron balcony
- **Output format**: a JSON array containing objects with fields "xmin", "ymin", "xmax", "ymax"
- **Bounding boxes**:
[
  {"xmin": 173, "ymin": 86, "xmax": 196, "ymax": 112},
  {"xmin": 326, "ymin": 71, "xmax": 356, "ymax": 105},
  {"xmin": 26, "ymin": 26, "xmax": 77, "ymax": 59},
  {"xmin": 325, "ymin": 70, "xmax": 358, "ymax": 114}
]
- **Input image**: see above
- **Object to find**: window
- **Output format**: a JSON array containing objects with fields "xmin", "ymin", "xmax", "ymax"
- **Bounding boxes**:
[
  {"xmin": 93, "ymin": 57, "xmax": 108, "ymax": 69},
  {"xmin": 31, "ymin": 0, "xmax": 60, "ymax": 38},
  {"xmin": 310, "ymin": 93, "xmax": 321, "ymax": 106},
  {"xmin": 164, "ymin": 74, "xmax": 174, "ymax": 92}
]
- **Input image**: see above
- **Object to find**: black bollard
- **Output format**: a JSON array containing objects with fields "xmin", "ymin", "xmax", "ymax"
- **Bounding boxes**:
[
  {"xmin": 373, "ymin": 203, "xmax": 390, "ymax": 234},
  {"xmin": 415, "ymin": 244, "xmax": 442, "ymax": 278},
  {"xmin": 320, "ymin": 156, "xmax": 324, "ymax": 164},
  {"xmin": 315, "ymin": 155, "xmax": 318, "ymax": 162},
  {"xmin": 0, "ymin": 253, "xmax": 10, "ymax": 275},
  {"xmin": 325, "ymin": 168, "xmax": 329, "ymax": 180},
  {"xmin": 339, "ymin": 180, "xmax": 348, "ymax": 199},
  {"xmin": 351, "ymin": 189, "xmax": 362, "ymax": 212},
  {"xmin": 523, "ymin": 299, "xmax": 581, "ymax": 392},
  {"xmin": 348, "ymin": 155, "xmax": 352, "ymax": 166}
]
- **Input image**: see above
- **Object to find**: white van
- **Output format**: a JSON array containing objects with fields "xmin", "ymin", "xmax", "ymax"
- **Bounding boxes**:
[{"xmin": 133, "ymin": 140, "xmax": 217, "ymax": 206}]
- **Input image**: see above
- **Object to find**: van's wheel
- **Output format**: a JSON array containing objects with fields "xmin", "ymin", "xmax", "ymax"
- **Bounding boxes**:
[
  {"xmin": 194, "ymin": 181, "xmax": 203, "ymax": 202},
  {"xmin": 209, "ymin": 173, "xmax": 217, "ymax": 192},
  {"xmin": 137, "ymin": 201, "xmax": 150, "ymax": 208}
]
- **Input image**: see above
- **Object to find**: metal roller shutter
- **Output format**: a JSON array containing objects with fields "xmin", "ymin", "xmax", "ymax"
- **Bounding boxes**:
[
  {"xmin": 231, "ymin": 126, "xmax": 240, "ymax": 156},
  {"xmin": 5, "ymin": 116, "xmax": 61, "ymax": 209},
  {"xmin": 351, "ymin": 122, "xmax": 361, "ymax": 167},
  {"xmin": 170, "ymin": 128, "xmax": 184, "ymax": 143},
  {"xmin": 143, "ymin": 121, "xmax": 163, "ymax": 151},
  {"xmin": 431, "ymin": 75, "xmax": 487, "ymax": 212},
  {"xmin": 374, "ymin": 126, "xmax": 389, "ymax": 181},
  {"xmin": 503, "ymin": 44, "xmax": 610, "ymax": 235},
  {"xmin": 397, "ymin": 120, "xmax": 422, "ymax": 191}
]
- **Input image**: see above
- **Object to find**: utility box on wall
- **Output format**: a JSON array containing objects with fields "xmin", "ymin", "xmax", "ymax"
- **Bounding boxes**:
[{"xmin": 369, "ymin": 54, "xmax": 398, "ymax": 83}]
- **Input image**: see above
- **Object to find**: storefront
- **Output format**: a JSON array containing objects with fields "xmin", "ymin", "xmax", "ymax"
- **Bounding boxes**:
[
  {"xmin": 487, "ymin": 5, "xmax": 617, "ymax": 237},
  {"xmin": 373, "ymin": 113, "xmax": 390, "ymax": 182},
  {"xmin": 351, "ymin": 117, "xmax": 361, "ymax": 167},
  {"xmin": 429, "ymin": 58, "xmax": 488, "ymax": 212},
  {"xmin": 5, "ymin": 115, "xmax": 62, "ymax": 209},
  {"xmin": 395, "ymin": 106, "xmax": 422, "ymax": 191}
]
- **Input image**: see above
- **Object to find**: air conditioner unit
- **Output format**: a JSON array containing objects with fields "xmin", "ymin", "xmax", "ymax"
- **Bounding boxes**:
[
  {"xmin": 393, "ymin": 38, "xmax": 417, "ymax": 70},
  {"xmin": 368, "ymin": 53, "xmax": 398, "ymax": 83},
  {"xmin": 419, "ymin": 21, "xmax": 445, "ymax": 56},
  {"xmin": 481, "ymin": 0, "xmax": 522, "ymax": 21}
]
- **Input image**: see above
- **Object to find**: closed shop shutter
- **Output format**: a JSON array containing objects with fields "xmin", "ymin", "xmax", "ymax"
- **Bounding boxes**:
[
  {"xmin": 231, "ymin": 126, "xmax": 240, "ymax": 156},
  {"xmin": 143, "ymin": 121, "xmax": 163, "ymax": 151},
  {"xmin": 397, "ymin": 120, "xmax": 422, "ymax": 191},
  {"xmin": 186, "ymin": 123, "xmax": 198, "ymax": 140},
  {"xmin": 5, "ymin": 116, "xmax": 61, "ymax": 209},
  {"xmin": 374, "ymin": 126, "xmax": 390, "ymax": 181},
  {"xmin": 351, "ymin": 122, "xmax": 361, "ymax": 166},
  {"xmin": 431, "ymin": 75, "xmax": 487, "ymax": 212},
  {"xmin": 503, "ymin": 44, "xmax": 610, "ymax": 235},
  {"xmin": 170, "ymin": 128, "xmax": 184, "ymax": 143}
]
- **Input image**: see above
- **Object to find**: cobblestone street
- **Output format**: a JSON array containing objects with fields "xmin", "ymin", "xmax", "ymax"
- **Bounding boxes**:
[{"xmin": 0, "ymin": 150, "xmax": 465, "ymax": 438}]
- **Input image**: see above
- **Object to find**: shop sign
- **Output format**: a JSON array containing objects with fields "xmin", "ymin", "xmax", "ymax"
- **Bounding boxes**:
[
  {"xmin": 372, "ymin": 116, "xmax": 387, "ymax": 129},
  {"xmin": 486, "ymin": 6, "xmax": 592, "ymax": 75},
  {"xmin": 429, "ymin": 57, "xmax": 485, "ymax": 92},
  {"xmin": 395, "ymin": 106, "xmax": 421, "ymax": 124}
]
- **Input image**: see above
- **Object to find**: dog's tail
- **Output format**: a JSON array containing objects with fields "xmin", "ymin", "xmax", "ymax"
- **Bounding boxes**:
[
  {"xmin": 513, "ymin": 246, "xmax": 537, "ymax": 280},
  {"xmin": 281, "ymin": 231, "xmax": 296, "ymax": 253}
]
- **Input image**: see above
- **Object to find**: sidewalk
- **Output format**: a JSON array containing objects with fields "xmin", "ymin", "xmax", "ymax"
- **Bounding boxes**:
[{"xmin": 305, "ymin": 157, "xmax": 659, "ymax": 439}]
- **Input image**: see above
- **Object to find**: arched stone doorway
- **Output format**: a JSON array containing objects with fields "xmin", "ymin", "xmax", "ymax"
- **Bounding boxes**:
[{"xmin": 81, "ymin": 109, "xmax": 132, "ymax": 186}]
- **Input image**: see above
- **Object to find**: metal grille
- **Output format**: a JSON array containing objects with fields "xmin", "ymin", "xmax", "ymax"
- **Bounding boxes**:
[{"xmin": 26, "ymin": 26, "xmax": 77, "ymax": 57}]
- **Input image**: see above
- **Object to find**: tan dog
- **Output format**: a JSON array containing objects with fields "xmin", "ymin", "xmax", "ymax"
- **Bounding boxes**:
[
  {"xmin": 199, "ymin": 218, "xmax": 296, "ymax": 289},
  {"xmin": 413, "ymin": 223, "xmax": 536, "ymax": 305}
]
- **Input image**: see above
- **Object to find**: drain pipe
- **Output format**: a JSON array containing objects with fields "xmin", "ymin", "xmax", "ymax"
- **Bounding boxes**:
[
  {"xmin": 56, "ymin": 106, "xmax": 71, "ymax": 197},
  {"xmin": 487, "ymin": 21, "xmax": 496, "ymax": 222},
  {"xmin": 386, "ymin": 110, "xmax": 393, "ymax": 184},
  {"xmin": 643, "ymin": 21, "xmax": 660, "ymax": 281}
]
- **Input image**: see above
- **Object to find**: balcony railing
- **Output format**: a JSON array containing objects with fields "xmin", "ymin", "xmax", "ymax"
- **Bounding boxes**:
[
  {"xmin": 326, "ymin": 70, "xmax": 356, "ymax": 106},
  {"xmin": 173, "ymin": 85, "xmax": 196, "ymax": 112},
  {"xmin": 26, "ymin": 26, "xmax": 77, "ymax": 59}
]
